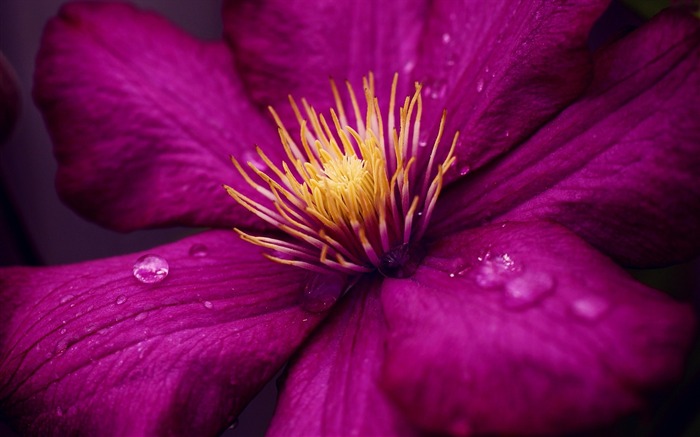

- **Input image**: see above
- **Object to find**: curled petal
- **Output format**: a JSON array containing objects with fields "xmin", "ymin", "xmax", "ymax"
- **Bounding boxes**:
[
  {"xmin": 432, "ymin": 9, "xmax": 700, "ymax": 267},
  {"xmin": 381, "ymin": 221, "xmax": 695, "ymax": 436},
  {"xmin": 0, "ymin": 231, "xmax": 322, "ymax": 436},
  {"xmin": 416, "ymin": 0, "xmax": 608, "ymax": 180},
  {"xmin": 34, "ymin": 2, "xmax": 280, "ymax": 231}
]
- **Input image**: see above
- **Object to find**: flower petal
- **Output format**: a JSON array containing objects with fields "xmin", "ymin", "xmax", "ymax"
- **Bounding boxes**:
[
  {"xmin": 267, "ymin": 276, "xmax": 417, "ymax": 437},
  {"xmin": 223, "ymin": 0, "xmax": 428, "ymax": 126},
  {"xmin": 381, "ymin": 221, "xmax": 695, "ymax": 436},
  {"xmin": 0, "ymin": 231, "xmax": 323, "ymax": 436},
  {"xmin": 432, "ymin": 9, "xmax": 700, "ymax": 267},
  {"xmin": 34, "ymin": 2, "xmax": 279, "ymax": 232},
  {"xmin": 416, "ymin": 0, "xmax": 608, "ymax": 178}
]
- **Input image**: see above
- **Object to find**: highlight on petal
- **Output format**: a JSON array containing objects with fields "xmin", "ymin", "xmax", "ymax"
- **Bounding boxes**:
[
  {"xmin": 0, "ymin": 231, "xmax": 323, "ymax": 436},
  {"xmin": 431, "ymin": 9, "xmax": 700, "ymax": 267},
  {"xmin": 268, "ymin": 277, "xmax": 417, "ymax": 437},
  {"xmin": 223, "ymin": 0, "xmax": 428, "ymax": 126},
  {"xmin": 381, "ymin": 221, "xmax": 695, "ymax": 436},
  {"xmin": 34, "ymin": 2, "xmax": 280, "ymax": 232},
  {"xmin": 415, "ymin": 0, "xmax": 609, "ymax": 179}
]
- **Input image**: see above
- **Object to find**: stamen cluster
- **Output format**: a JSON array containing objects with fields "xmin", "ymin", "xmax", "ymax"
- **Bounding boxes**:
[{"xmin": 225, "ymin": 74, "xmax": 458, "ymax": 275}]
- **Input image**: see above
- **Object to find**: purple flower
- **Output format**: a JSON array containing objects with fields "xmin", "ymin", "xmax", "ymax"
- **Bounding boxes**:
[{"xmin": 2, "ymin": 1, "xmax": 699, "ymax": 436}]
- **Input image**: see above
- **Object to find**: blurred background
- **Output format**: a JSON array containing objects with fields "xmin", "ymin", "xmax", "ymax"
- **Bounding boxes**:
[{"xmin": 0, "ymin": 0, "xmax": 698, "ymax": 436}]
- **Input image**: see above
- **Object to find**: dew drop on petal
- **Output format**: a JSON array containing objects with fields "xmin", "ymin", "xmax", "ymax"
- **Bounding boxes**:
[
  {"xmin": 203, "ymin": 300, "xmax": 214, "ymax": 310},
  {"xmin": 115, "ymin": 295, "xmax": 127, "ymax": 305},
  {"xmin": 476, "ymin": 78, "xmax": 484, "ymax": 93},
  {"xmin": 60, "ymin": 294, "xmax": 75, "ymax": 304},
  {"xmin": 475, "ymin": 252, "xmax": 519, "ymax": 289},
  {"xmin": 55, "ymin": 340, "xmax": 69, "ymax": 355},
  {"xmin": 59, "ymin": 328, "xmax": 67, "ymax": 335},
  {"xmin": 502, "ymin": 271, "xmax": 554, "ymax": 310},
  {"xmin": 134, "ymin": 312, "xmax": 148, "ymax": 322},
  {"xmin": 133, "ymin": 254, "xmax": 169, "ymax": 284},
  {"xmin": 301, "ymin": 273, "xmax": 345, "ymax": 313},
  {"xmin": 459, "ymin": 164, "xmax": 471, "ymax": 176},
  {"xmin": 188, "ymin": 244, "xmax": 208, "ymax": 257},
  {"xmin": 571, "ymin": 296, "xmax": 609, "ymax": 322},
  {"xmin": 442, "ymin": 32, "xmax": 451, "ymax": 44}
]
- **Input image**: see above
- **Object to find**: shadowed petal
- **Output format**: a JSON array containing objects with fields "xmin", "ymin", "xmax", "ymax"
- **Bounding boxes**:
[
  {"xmin": 416, "ymin": 0, "xmax": 608, "ymax": 179},
  {"xmin": 0, "ymin": 231, "xmax": 323, "ymax": 436},
  {"xmin": 223, "ymin": 0, "xmax": 428, "ymax": 126},
  {"xmin": 267, "ymin": 276, "xmax": 417, "ymax": 437},
  {"xmin": 381, "ymin": 221, "xmax": 695, "ymax": 436},
  {"xmin": 432, "ymin": 9, "xmax": 700, "ymax": 267},
  {"xmin": 34, "ymin": 2, "xmax": 280, "ymax": 232}
]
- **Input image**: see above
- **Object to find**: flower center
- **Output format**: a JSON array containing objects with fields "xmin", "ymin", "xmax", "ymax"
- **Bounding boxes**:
[{"xmin": 225, "ymin": 73, "xmax": 458, "ymax": 276}]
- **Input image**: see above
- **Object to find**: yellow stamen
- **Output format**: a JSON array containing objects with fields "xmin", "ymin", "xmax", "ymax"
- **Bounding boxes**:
[{"xmin": 225, "ymin": 73, "xmax": 458, "ymax": 275}]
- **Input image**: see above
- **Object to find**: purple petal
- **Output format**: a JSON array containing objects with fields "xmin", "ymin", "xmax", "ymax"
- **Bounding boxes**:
[
  {"xmin": 416, "ymin": 0, "xmax": 608, "ymax": 180},
  {"xmin": 223, "ymin": 0, "xmax": 428, "ymax": 126},
  {"xmin": 432, "ymin": 9, "xmax": 700, "ymax": 267},
  {"xmin": 34, "ymin": 2, "xmax": 280, "ymax": 232},
  {"xmin": 268, "ymin": 277, "xmax": 417, "ymax": 437},
  {"xmin": 381, "ymin": 221, "xmax": 695, "ymax": 435},
  {"xmin": 0, "ymin": 231, "xmax": 323, "ymax": 436}
]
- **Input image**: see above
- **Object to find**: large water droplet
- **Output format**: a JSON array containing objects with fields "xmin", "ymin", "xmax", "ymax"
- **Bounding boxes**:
[
  {"xmin": 503, "ymin": 271, "xmax": 554, "ymax": 310},
  {"xmin": 188, "ymin": 244, "xmax": 208, "ymax": 257},
  {"xmin": 133, "ymin": 255, "xmax": 169, "ymax": 284},
  {"xmin": 115, "ymin": 295, "xmax": 127, "ymax": 305},
  {"xmin": 571, "ymin": 297, "xmax": 609, "ymax": 322},
  {"xmin": 301, "ymin": 274, "xmax": 345, "ymax": 313}
]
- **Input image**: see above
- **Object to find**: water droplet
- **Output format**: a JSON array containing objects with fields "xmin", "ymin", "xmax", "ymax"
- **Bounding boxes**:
[
  {"xmin": 475, "ymin": 252, "xmax": 519, "ymax": 289},
  {"xmin": 59, "ymin": 328, "xmax": 67, "ymax": 335},
  {"xmin": 403, "ymin": 60, "xmax": 415, "ymax": 74},
  {"xmin": 476, "ymin": 79, "xmax": 484, "ymax": 93},
  {"xmin": 115, "ymin": 295, "xmax": 127, "ymax": 305},
  {"xmin": 504, "ymin": 130, "xmax": 511, "ymax": 138},
  {"xmin": 459, "ymin": 164, "xmax": 471, "ymax": 176},
  {"xmin": 418, "ymin": 140, "xmax": 428, "ymax": 148},
  {"xmin": 441, "ymin": 33, "xmax": 451, "ymax": 44},
  {"xmin": 133, "ymin": 254, "xmax": 169, "ymax": 284},
  {"xmin": 85, "ymin": 324, "xmax": 97, "ymax": 333},
  {"xmin": 60, "ymin": 294, "xmax": 75, "ymax": 304},
  {"xmin": 571, "ymin": 297, "xmax": 609, "ymax": 322},
  {"xmin": 188, "ymin": 244, "xmax": 208, "ymax": 257},
  {"xmin": 502, "ymin": 271, "xmax": 554, "ymax": 310},
  {"xmin": 134, "ymin": 312, "xmax": 148, "ymax": 322},
  {"xmin": 426, "ymin": 79, "xmax": 447, "ymax": 100},
  {"xmin": 301, "ymin": 273, "xmax": 345, "ymax": 313},
  {"xmin": 203, "ymin": 300, "xmax": 213, "ymax": 309}
]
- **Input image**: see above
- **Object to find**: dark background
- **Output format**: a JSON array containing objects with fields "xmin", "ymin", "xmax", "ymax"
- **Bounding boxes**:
[{"xmin": 1, "ymin": 1, "xmax": 698, "ymax": 436}]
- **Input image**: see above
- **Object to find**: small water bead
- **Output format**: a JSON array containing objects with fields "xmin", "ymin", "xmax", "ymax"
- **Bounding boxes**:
[
  {"xmin": 188, "ymin": 244, "xmax": 208, "ymax": 257},
  {"xmin": 301, "ymin": 274, "xmax": 346, "ymax": 313},
  {"xmin": 571, "ymin": 296, "xmax": 609, "ymax": 322},
  {"xmin": 203, "ymin": 300, "xmax": 214, "ymax": 310},
  {"xmin": 459, "ymin": 164, "xmax": 471, "ymax": 176},
  {"xmin": 134, "ymin": 312, "xmax": 148, "ymax": 322},
  {"xmin": 59, "ymin": 328, "xmax": 67, "ymax": 335},
  {"xmin": 476, "ymin": 78, "xmax": 484, "ymax": 93},
  {"xmin": 133, "ymin": 254, "xmax": 169, "ymax": 284},
  {"xmin": 442, "ymin": 33, "xmax": 452, "ymax": 44},
  {"xmin": 502, "ymin": 271, "xmax": 555, "ymax": 310},
  {"xmin": 475, "ymin": 252, "xmax": 519, "ymax": 289},
  {"xmin": 115, "ymin": 295, "xmax": 127, "ymax": 305},
  {"xmin": 60, "ymin": 294, "xmax": 75, "ymax": 304}
]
